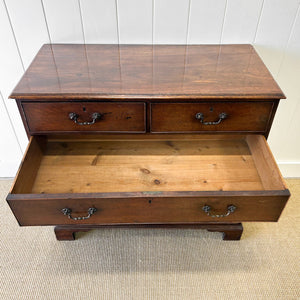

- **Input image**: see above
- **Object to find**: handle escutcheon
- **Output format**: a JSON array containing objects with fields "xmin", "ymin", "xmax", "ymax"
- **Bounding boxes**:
[
  {"xmin": 69, "ymin": 112, "xmax": 102, "ymax": 125},
  {"xmin": 61, "ymin": 207, "xmax": 97, "ymax": 221},
  {"xmin": 202, "ymin": 205, "xmax": 236, "ymax": 218},
  {"xmin": 195, "ymin": 112, "xmax": 227, "ymax": 125}
]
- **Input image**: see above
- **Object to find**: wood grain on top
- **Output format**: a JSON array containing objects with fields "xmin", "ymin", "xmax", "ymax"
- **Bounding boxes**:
[{"xmin": 10, "ymin": 44, "xmax": 285, "ymax": 100}]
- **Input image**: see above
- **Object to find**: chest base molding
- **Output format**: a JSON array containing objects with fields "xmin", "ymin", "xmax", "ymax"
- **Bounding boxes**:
[{"xmin": 54, "ymin": 223, "xmax": 243, "ymax": 241}]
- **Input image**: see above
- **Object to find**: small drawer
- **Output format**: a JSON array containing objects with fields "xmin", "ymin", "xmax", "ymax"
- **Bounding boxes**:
[
  {"xmin": 22, "ymin": 102, "xmax": 146, "ymax": 133},
  {"xmin": 151, "ymin": 102, "xmax": 274, "ymax": 133},
  {"xmin": 7, "ymin": 135, "xmax": 289, "ymax": 226}
]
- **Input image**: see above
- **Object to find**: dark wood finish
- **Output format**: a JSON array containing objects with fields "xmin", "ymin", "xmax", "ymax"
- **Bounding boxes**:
[
  {"xmin": 151, "ymin": 102, "xmax": 274, "ymax": 133},
  {"xmin": 46, "ymin": 133, "xmax": 259, "ymax": 141},
  {"xmin": 54, "ymin": 225, "xmax": 91, "ymax": 241},
  {"xmin": 54, "ymin": 223, "xmax": 243, "ymax": 241},
  {"xmin": 264, "ymin": 99, "xmax": 280, "ymax": 138},
  {"xmin": 22, "ymin": 102, "xmax": 146, "ymax": 133},
  {"xmin": 8, "ymin": 194, "xmax": 288, "ymax": 226},
  {"xmin": 207, "ymin": 223, "xmax": 243, "ymax": 240},
  {"xmin": 7, "ymin": 44, "xmax": 289, "ymax": 241},
  {"xmin": 16, "ymin": 101, "xmax": 30, "ymax": 139},
  {"xmin": 10, "ymin": 44, "xmax": 285, "ymax": 100}
]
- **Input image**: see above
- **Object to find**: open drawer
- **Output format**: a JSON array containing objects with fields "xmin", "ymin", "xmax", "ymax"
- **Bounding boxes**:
[{"xmin": 7, "ymin": 134, "xmax": 290, "ymax": 226}]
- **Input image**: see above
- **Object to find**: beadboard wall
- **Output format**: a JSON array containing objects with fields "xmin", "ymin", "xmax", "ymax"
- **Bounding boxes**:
[{"xmin": 0, "ymin": 0, "xmax": 299, "ymax": 177}]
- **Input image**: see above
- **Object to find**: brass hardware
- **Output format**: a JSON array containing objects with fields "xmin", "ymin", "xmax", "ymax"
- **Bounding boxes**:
[
  {"xmin": 61, "ymin": 207, "xmax": 97, "ymax": 220},
  {"xmin": 202, "ymin": 205, "xmax": 236, "ymax": 218},
  {"xmin": 69, "ymin": 112, "xmax": 102, "ymax": 125},
  {"xmin": 195, "ymin": 112, "xmax": 227, "ymax": 125}
]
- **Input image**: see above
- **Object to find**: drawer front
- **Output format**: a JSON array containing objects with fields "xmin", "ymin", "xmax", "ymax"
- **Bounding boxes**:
[
  {"xmin": 151, "ymin": 102, "xmax": 274, "ymax": 132},
  {"xmin": 22, "ymin": 102, "xmax": 146, "ymax": 133},
  {"xmin": 8, "ymin": 194, "xmax": 288, "ymax": 226}
]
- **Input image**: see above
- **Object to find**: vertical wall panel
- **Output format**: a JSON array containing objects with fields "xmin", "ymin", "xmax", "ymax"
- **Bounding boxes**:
[
  {"xmin": 0, "ymin": 0, "xmax": 300, "ymax": 177},
  {"xmin": 4, "ymin": 0, "xmax": 50, "ymax": 68},
  {"xmin": 188, "ymin": 0, "xmax": 226, "ymax": 44},
  {"xmin": 154, "ymin": 0, "xmax": 190, "ymax": 44},
  {"xmin": 254, "ymin": 0, "xmax": 300, "ymax": 75},
  {"xmin": 267, "ymin": 6, "xmax": 300, "ymax": 170},
  {"xmin": 0, "ymin": 92, "xmax": 22, "ymax": 177},
  {"xmin": 0, "ymin": 0, "xmax": 28, "ymax": 153},
  {"xmin": 80, "ymin": 0, "xmax": 118, "ymax": 43},
  {"xmin": 43, "ymin": 0, "xmax": 84, "ymax": 43},
  {"xmin": 222, "ymin": 0, "xmax": 263, "ymax": 43},
  {"xmin": 117, "ymin": 0, "xmax": 152, "ymax": 44}
]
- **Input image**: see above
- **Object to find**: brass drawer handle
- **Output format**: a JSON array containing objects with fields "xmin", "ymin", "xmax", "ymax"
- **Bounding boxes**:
[
  {"xmin": 69, "ymin": 112, "xmax": 102, "ymax": 125},
  {"xmin": 61, "ymin": 207, "xmax": 97, "ymax": 220},
  {"xmin": 202, "ymin": 205, "xmax": 236, "ymax": 218},
  {"xmin": 195, "ymin": 112, "xmax": 227, "ymax": 125}
]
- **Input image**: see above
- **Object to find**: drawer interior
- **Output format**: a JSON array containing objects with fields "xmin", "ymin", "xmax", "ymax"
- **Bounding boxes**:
[{"xmin": 11, "ymin": 135, "xmax": 287, "ymax": 195}]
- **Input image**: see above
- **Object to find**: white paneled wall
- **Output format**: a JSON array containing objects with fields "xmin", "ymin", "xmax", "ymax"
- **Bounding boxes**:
[
  {"xmin": 221, "ymin": 0, "xmax": 264, "ymax": 43},
  {"xmin": 154, "ymin": 0, "xmax": 190, "ymax": 44},
  {"xmin": 0, "ymin": 0, "xmax": 300, "ymax": 177},
  {"xmin": 118, "ymin": 0, "xmax": 152, "ymax": 44},
  {"xmin": 188, "ymin": 0, "xmax": 226, "ymax": 44},
  {"xmin": 43, "ymin": 0, "xmax": 84, "ymax": 43},
  {"xmin": 80, "ymin": 0, "xmax": 118, "ymax": 43}
]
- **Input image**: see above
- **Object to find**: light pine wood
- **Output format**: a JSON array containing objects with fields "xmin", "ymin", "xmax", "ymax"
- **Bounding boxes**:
[
  {"xmin": 26, "ymin": 137, "xmax": 265, "ymax": 194},
  {"xmin": 31, "ymin": 157, "xmax": 263, "ymax": 194},
  {"xmin": 246, "ymin": 135, "xmax": 287, "ymax": 190},
  {"xmin": 11, "ymin": 136, "xmax": 45, "ymax": 194},
  {"xmin": 10, "ymin": 135, "xmax": 288, "ymax": 195}
]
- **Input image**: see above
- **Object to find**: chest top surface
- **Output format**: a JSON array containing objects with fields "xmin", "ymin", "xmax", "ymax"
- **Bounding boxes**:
[{"xmin": 10, "ymin": 44, "xmax": 285, "ymax": 101}]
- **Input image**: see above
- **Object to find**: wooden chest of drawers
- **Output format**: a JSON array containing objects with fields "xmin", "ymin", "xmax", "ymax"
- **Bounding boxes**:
[{"xmin": 7, "ymin": 44, "xmax": 290, "ymax": 241}]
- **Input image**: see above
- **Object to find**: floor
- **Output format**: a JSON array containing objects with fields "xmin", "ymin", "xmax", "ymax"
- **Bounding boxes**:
[{"xmin": 0, "ymin": 179, "xmax": 299, "ymax": 300}]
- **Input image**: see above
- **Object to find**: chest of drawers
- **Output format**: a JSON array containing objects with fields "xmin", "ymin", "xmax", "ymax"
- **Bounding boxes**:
[{"xmin": 7, "ymin": 44, "xmax": 290, "ymax": 241}]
